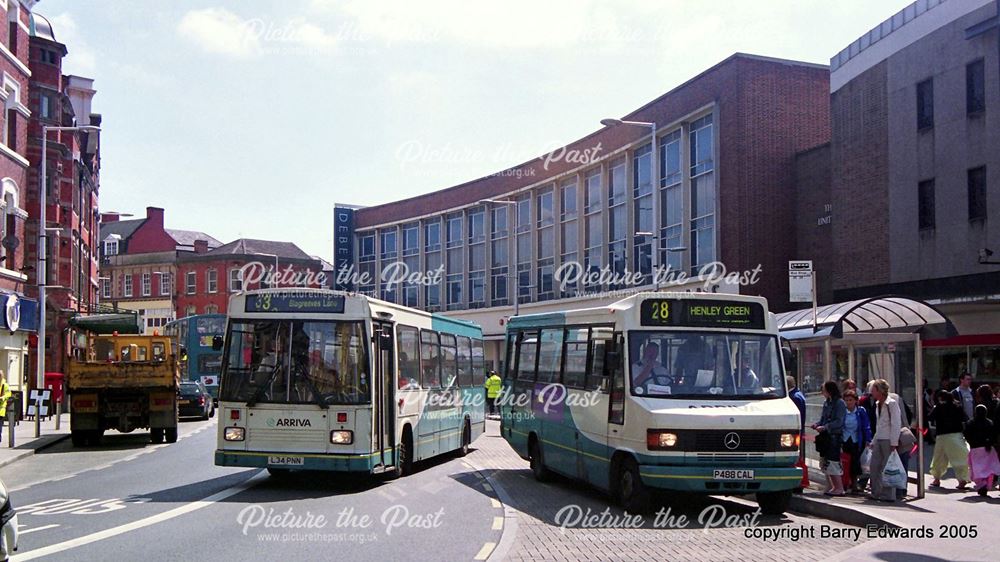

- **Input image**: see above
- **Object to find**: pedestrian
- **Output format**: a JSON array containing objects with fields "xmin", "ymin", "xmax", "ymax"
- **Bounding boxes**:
[
  {"xmin": 952, "ymin": 372, "xmax": 976, "ymax": 421},
  {"xmin": 976, "ymin": 384, "xmax": 999, "ymax": 418},
  {"xmin": 485, "ymin": 370, "xmax": 502, "ymax": 416},
  {"xmin": 868, "ymin": 378, "xmax": 901, "ymax": 503},
  {"xmin": 927, "ymin": 389, "xmax": 970, "ymax": 489},
  {"xmin": 0, "ymin": 373, "xmax": 8, "ymax": 443},
  {"xmin": 812, "ymin": 380, "xmax": 847, "ymax": 496},
  {"xmin": 787, "ymin": 376, "xmax": 808, "ymax": 493},
  {"xmin": 893, "ymin": 393, "xmax": 916, "ymax": 498},
  {"xmin": 859, "ymin": 381, "xmax": 878, "ymax": 429},
  {"xmin": 964, "ymin": 404, "xmax": 1000, "ymax": 497},
  {"xmin": 842, "ymin": 389, "xmax": 872, "ymax": 494},
  {"xmin": 842, "ymin": 379, "xmax": 857, "ymax": 394}
]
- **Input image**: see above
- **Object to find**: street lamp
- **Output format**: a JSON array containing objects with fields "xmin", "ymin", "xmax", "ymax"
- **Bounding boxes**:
[
  {"xmin": 37, "ymin": 124, "xmax": 100, "ymax": 437},
  {"xmin": 635, "ymin": 231, "xmax": 686, "ymax": 290},
  {"xmin": 478, "ymin": 199, "xmax": 521, "ymax": 316},
  {"xmin": 602, "ymin": 118, "xmax": 658, "ymax": 271}
]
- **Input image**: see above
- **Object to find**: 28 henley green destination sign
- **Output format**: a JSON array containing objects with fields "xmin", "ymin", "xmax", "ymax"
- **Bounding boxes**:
[
  {"xmin": 640, "ymin": 298, "xmax": 765, "ymax": 329},
  {"xmin": 244, "ymin": 293, "xmax": 346, "ymax": 313}
]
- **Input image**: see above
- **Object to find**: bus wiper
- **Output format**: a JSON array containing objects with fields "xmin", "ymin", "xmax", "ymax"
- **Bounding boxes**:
[
  {"xmin": 246, "ymin": 365, "xmax": 281, "ymax": 407},
  {"xmin": 295, "ymin": 366, "xmax": 330, "ymax": 409}
]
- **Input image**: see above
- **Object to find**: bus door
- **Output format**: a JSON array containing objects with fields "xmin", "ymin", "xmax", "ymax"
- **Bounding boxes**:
[
  {"xmin": 372, "ymin": 322, "xmax": 396, "ymax": 471},
  {"xmin": 578, "ymin": 327, "xmax": 616, "ymax": 485}
]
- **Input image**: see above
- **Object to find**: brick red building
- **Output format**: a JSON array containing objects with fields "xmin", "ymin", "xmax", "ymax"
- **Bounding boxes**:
[
  {"xmin": 100, "ymin": 207, "xmax": 221, "ymax": 333},
  {"xmin": 334, "ymin": 53, "xmax": 831, "ymax": 367},
  {"xmin": 175, "ymin": 239, "xmax": 323, "ymax": 316},
  {"xmin": 0, "ymin": 1, "xmax": 39, "ymax": 397},
  {"xmin": 23, "ymin": 12, "xmax": 101, "ymax": 375}
]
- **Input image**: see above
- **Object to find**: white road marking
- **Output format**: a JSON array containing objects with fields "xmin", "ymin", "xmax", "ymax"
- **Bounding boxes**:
[
  {"xmin": 491, "ymin": 516, "xmax": 503, "ymax": 530},
  {"xmin": 10, "ymin": 471, "xmax": 265, "ymax": 561},
  {"xmin": 474, "ymin": 542, "xmax": 495, "ymax": 560},
  {"xmin": 17, "ymin": 524, "xmax": 60, "ymax": 535},
  {"xmin": 490, "ymin": 499, "xmax": 501, "ymax": 509}
]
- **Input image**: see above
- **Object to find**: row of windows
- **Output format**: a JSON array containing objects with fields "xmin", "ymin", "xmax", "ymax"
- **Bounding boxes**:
[
  {"xmin": 396, "ymin": 326, "xmax": 486, "ymax": 390},
  {"xmin": 183, "ymin": 304, "xmax": 220, "ymax": 317},
  {"xmin": 506, "ymin": 326, "xmax": 620, "ymax": 391},
  {"xmin": 184, "ymin": 269, "xmax": 243, "ymax": 294},
  {"xmin": 917, "ymin": 166, "xmax": 988, "ymax": 230},
  {"xmin": 356, "ymin": 114, "xmax": 716, "ymax": 310},
  {"xmin": 102, "ymin": 272, "xmax": 172, "ymax": 299},
  {"xmin": 916, "ymin": 59, "xmax": 987, "ymax": 130}
]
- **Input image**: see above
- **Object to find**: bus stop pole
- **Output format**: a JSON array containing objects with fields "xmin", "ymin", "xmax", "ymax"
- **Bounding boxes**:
[{"xmin": 915, "ymin": 334, "xmax": 925, "ymax": 499}]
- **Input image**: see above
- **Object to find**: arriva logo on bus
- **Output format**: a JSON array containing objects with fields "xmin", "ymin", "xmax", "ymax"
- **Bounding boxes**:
[{"xmin": 266, "ymin": 417, "xmax": 313, "ymax": 428}]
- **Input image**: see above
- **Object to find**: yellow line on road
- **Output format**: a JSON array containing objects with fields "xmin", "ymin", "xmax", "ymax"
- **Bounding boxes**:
[
  {"xmin": 490, "ymin": 498, "xmax": 501, "ymax": 509},
  {"xmin": 474, "ymin": 542, "xmax": 496, "ymax": 560},
  {"xmin": 491, "ymin": 516, "xmax": 503, "ymax": 530}
]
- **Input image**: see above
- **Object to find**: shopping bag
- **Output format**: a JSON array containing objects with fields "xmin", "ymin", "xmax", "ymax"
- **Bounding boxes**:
[
  {"xmin": 882, "ymin": 451, "xmax": 906, "ymax": 489},
  {"xmin": 840, "ymin": 452, "xmax": 853, "ymax": 488},
  {"xmin": 860, "ymin": 447, "xmax": 872, "ymax": 475}
]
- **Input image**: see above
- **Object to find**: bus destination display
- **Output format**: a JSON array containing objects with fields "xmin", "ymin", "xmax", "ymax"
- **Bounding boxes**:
[
  {"xmin": 244, "ymin": 293, "xmax": 346, "ymax": 314},
  {"xmin": 640, "ymin": 298, "xmax": 765, "ymax": 329}
]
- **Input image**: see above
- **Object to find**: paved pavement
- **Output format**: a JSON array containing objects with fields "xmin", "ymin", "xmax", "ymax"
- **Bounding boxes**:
[{"xmin": 0, "ymin": 413, "xmax": 71, "ymax": 469}]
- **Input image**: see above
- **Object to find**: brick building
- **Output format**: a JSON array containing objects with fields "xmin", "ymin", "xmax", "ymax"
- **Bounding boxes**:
[
  {"xmin": 175, "ymin": 238, "xmax": 324, "ymax": 316},
  {"xmin": 100, "ymin": 207, "xmax": 221, "ymax": 333},
  {"xmin": 23, "ymin": 12, "xmax": 101, "ymax": 375},
  {"xmin": 334, "ymin": 53, "xmax": 831, "ymax": 367},
  {"xmin": 0, "ymin": 0, "xmax": 39, "ymax": 397},
  {"xmin": 792, "ymin": 0, "xmax": 1000, "ymax": 390}
]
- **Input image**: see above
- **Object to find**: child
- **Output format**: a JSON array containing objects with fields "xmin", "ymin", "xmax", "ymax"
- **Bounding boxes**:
[{"xmin": 964, "ymin": 404, "xmax": 1000, "ymax": 497}]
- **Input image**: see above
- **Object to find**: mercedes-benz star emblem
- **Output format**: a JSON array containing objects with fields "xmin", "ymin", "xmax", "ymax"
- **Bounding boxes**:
[{"xmin": 724, "ymin": 432, "xmax": 741, "ymax": 450}]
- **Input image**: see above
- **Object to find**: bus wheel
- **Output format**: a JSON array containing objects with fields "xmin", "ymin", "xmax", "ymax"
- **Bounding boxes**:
[
  {"xmin": 616, "ymin": 457, "xmax": 650, "ymax": 513},
  {"xmin": 392, "ymin": 428, "xmax": 413, "ymax": 479},
  {"xmin": 457, "ymin": 420, "xmax": 471, "ymax": 457},
  {"xmin": 529, "ymin": 438, "xmax": 550, "ymax": 482},
  {"xmin": 151, "ymin": 428, "xmax": 164, "ymax": 444},
  {"xmin": 756, "ymin": 490, "xmax": 792, "ymax": 515},
  {"xmin": 165, "ymin": 427, "xmax": 178, "ymax": 443},
  {"xmin": 267, "ymin": 467, "xmax": 291, "ymax": 478}
]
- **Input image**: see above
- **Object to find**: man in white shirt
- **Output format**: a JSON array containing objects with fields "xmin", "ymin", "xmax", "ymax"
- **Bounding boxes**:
[
  {"xmin": 632, "ymin": 342, "xmax": 669, "ymax": 388},
  {"xmin": 951, "ymin": 372, "xmax": 975, "ymax": 421}
]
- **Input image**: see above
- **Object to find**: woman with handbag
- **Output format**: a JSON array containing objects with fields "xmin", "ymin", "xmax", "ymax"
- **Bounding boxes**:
[
  {"xmin": 868, "ymin": 379, "xmax": 901, "ymax": 502},
  {"xmin": 812, "ymin": 380, "xmax": 848, "ymax": 496}
]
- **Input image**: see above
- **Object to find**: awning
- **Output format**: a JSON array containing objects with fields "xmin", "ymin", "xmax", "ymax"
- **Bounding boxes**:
[
  {"xmin": 68, "ymin": 313, "xmax": 141, "ymax": 334},
  {"xmin": 776, "ymin": 295, "xmax": 958, "ymax": 340}
]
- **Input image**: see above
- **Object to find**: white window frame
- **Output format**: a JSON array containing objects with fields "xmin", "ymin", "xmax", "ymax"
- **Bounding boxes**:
[
  {"xmin": 123, "ymin": 274, "xmax": 133, "ymax": 297},
  {"xmin": 229, "ymin": 268, "xmax": 243, "ymax": 292},
  {"xmin": 186, "ymin": 271, "xmax": 196, "ymax": 294},
  {"xmin": 101, "ymin": 277, "xmax": 111, "ymax": 299},
  {"xmin": 159, "ymin": 272, "xmax": 171, "ymax": 296},
  {"xmin": 207, "ymin": 268, "xmax": 218, "ymax": 293},
  {"xmin": 141, "ymin": 273, "xmax": 151, "ymax": 296}
]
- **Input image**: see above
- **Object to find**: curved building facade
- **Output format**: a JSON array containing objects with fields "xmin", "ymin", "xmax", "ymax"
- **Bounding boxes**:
[{"xmin": 335, "ymin": 53, "xmax": 831, "ymax": 367}]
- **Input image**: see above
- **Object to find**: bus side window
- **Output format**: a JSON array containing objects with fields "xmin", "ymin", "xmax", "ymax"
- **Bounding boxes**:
[
  {"xmin": 515, "ymin": 330, "xmax": 539, "ymax": 383},
  {"xmin": 457, "ymin": 335, "xmax": 473, "ymax": 388},
  {"xmin": 420, "ymin": 330, "xmax": 441, "ymax": 388},
  {"xmin": 563, "ymin": 328, "xmax": 588, "ymax": 388},
  {"xmin": 586, "ymin": 328, "xmax": 612, "ymax": 392},
  {"xmin": 397, "ymin": 326, "xmax": 420, "ymax": 389},
  {"xmin": 471, "ymin": 338, "xmax": 485, "ymax": 386}
]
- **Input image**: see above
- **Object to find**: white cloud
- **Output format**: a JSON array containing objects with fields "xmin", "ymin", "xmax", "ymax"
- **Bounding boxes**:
[
  {"xmin": 177, "ymin": 8, "xmax": 259, "ymax": 57},
  {"xmin": 49, "ymin": 13, "xmax": 98, "ymax": 75},
  {"xmin": 177, "ymin": 9, "xmax": 341, "ymax": 57}
]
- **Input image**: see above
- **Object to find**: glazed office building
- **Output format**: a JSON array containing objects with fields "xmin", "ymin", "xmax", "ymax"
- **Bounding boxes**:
[{"xmin": 335, "ymin": 54, "xmax": 831, "ymax": 366}]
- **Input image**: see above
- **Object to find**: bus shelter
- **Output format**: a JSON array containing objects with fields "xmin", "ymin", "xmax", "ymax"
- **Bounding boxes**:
[{"xmin": 776, "ymin": 296, "xmax": 958, "ymax": 499}]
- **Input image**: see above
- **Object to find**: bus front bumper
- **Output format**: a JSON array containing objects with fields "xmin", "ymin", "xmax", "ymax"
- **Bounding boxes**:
[
  {"xmin": 638, "ymin": 464, "xmax": 802, "ymax": 494},
  {"xmin": 215, "ymin": 450, "xmax": 380, "ymax": 472}
]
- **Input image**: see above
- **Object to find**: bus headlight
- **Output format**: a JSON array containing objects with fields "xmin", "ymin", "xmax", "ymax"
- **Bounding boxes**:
[
  {"xmin": 330, "ymin": 430, "xmax": 353, "ymax": 445},
  {"xmin": 647, "ymin": 430, "xmax": 678, "ymax": 450},
  {"xmin": 224, "ymin": 427, "xmax": 245, "ymax": 441},
  {"xmin": 780, "ymin": 433, "xmax": 799, "ymax": 448}
]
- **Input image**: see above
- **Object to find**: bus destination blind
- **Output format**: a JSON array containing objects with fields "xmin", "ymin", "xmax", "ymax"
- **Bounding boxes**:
[
  {"xmin": 640, "ymin": 298, "xmax": 765, "ymax": 329},
  {"xmin": 244, "ymin": 294, "xmax": 346, "ymax": 314}
]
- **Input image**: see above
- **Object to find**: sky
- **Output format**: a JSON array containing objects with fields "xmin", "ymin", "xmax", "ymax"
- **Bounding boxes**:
[{"xmin": 38, "ymin": 0, "xmax": 908, "ymax": 260}]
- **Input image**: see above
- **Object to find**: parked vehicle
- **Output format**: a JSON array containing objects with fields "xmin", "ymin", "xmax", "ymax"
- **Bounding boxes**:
[
  {"xmin": 178, "ymin": 381, "xmax": 215, "ymax": 420},
  {"xmin": 67, "ymin": 334, "xmax": 180, "ymax": 446},
  {"xmin": 1, "ymin": 477, "xmax": 18, "ymax": 561}
]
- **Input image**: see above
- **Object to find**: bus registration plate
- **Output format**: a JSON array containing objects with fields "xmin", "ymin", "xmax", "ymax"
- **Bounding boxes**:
[
  {"xmin": 713, "ymin": 469, "xmax": 754, "ymax": 480},
  {"xmin": 268, "ymin": 456, "xmax": 305, "ymax": 466}
]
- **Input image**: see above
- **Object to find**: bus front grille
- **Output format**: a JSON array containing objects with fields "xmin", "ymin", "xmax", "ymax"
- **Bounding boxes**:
[
  {"xmin": 687, "ymin": 430, "xmax": 778, "ymax": 452},
  {"xmin": 694, "ymin": 453, "xmax": 767, "ymax": 462}
]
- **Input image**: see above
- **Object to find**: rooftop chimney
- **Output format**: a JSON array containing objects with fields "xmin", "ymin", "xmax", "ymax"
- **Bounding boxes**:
[
  {"xmin": 193, "ymin": 239, "xmax": 209, "ymax": 254},
  {"xmin": 101, "ymin": 213, "xmax": 120, "ymax": 223},
  {"xmin": 146, "ymin": 206, "xmax": 164, "ymax": 227}
]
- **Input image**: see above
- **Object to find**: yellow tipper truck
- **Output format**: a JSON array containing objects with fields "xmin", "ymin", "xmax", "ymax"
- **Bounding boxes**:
[{"xmin": 66, "ymin": 334, "xmax": 180, "ymax": 446}]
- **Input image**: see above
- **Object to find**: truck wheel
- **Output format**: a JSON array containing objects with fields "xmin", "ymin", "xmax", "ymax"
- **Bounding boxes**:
[
  {"xmin": 151, "ymin": 428, "xmax": 164, "ymax": 444},
  {"xmin": 71, "ymin": 430, "xmax": 87, "ymax": 447},
  {"xmin": 165, "ymin": 427, "xmax": 178, "ymax": 443},
  {"xmin": 89, "ymin": 430, "xmax": 104, "ymax": 446}
]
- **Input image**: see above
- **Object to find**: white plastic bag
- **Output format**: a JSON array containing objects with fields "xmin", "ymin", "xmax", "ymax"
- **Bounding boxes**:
[
  {"xmin": 860, "ymin": 447, "xmax": 872, "ymax": 475},
  {"xmin": 882, "ymin": 451, "xmax": 906, "ymax": 489}
]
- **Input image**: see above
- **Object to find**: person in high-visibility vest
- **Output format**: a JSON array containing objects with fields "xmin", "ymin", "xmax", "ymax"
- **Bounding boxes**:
[
  {"xmin": 485, "ymin": 371, "xmax": 502, "ymax": 416},
  {"xmin": 0, "ymin": 373, "xmax": 10, "ymax": 443}
]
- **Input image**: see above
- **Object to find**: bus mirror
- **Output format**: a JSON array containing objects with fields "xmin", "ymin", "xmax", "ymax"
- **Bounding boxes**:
[
  {"xmin": 781, "ymin": 346, "xmax": 793, "ymax": 373},
  {"xmin": 211, "ymin": 336, "xmax": 224, "ymax": 351}
]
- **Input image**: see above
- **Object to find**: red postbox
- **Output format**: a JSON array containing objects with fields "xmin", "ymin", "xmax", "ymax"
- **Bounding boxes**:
[{"xmin": 44, "ymin": 372, "xmax": 65, "ymax": 405}]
